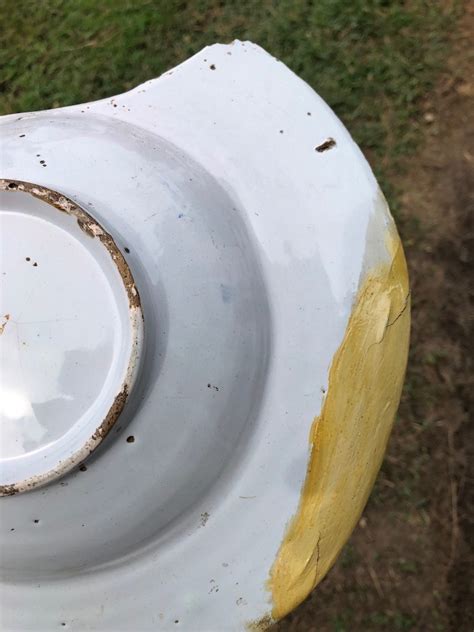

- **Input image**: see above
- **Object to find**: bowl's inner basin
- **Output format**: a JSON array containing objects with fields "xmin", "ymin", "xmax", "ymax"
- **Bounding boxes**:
[{"xmin": 0, "ymin": 115, "xmax": 270, "ymax": 579}]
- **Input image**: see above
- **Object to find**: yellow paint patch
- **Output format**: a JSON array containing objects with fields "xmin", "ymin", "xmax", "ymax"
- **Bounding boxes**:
[{"xmin": 268, "ymin": 224, "xmax": 410, "ymax": 619}]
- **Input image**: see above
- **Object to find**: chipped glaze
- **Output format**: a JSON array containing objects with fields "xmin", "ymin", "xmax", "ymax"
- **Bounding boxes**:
[
  {"xmin": 0, "ymin": 42, "xmax": 409, "ymax": 631},
  {"xmin": 269, "ymin": 218, "xmax": 410, "ymax": 619}
]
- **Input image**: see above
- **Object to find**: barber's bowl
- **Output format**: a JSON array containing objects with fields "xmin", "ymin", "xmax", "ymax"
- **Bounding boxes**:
[{"xmin": 0, "ymin": 41, "xmax": 410, "ymax": 631}]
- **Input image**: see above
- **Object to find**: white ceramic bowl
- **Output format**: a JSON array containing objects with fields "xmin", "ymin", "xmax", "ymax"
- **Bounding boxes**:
[{"xmin": 0, "ymin": 42, "xmax": 409, "ymax": 631}]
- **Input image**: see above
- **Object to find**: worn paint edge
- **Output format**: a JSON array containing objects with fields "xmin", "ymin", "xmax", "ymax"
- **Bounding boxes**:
[
  {"xmin": 246, "ymin": 614, "xmax": 274, "ymax": 631},
  {"xmin": 0, "ymin": 179, "xmax": 144, "ymax": 496}
]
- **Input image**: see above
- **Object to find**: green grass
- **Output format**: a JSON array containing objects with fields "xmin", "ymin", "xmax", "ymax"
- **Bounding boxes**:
[
  {"xmin": 0, "ymin": 0, "xmax": 457, "ymax": 204},
  {"xmin": 366, "ymin": 611, "xmax": 417, "ymax": 630}
]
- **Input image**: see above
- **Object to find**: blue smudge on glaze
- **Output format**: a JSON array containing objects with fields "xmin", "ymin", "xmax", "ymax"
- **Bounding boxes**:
[{"xmin": 220, "ymin": 284, "xmax": 232, "ymax": 303}]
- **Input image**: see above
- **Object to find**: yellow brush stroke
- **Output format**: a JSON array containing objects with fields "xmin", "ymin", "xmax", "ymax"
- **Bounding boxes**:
[{"xmin": 268, "ymin": 224, "xmax": 410, "ymax": 620}]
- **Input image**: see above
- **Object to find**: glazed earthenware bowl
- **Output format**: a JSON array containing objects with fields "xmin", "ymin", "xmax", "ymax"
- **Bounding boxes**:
[{"xmin": 0, "ymin": 42, "xmax": 409, "ymax": 631}]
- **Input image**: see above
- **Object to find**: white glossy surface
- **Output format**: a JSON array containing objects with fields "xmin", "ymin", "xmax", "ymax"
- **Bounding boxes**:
[{"xmin": 0, "ymin": 42, "xmax": 395, "ymax": 630}]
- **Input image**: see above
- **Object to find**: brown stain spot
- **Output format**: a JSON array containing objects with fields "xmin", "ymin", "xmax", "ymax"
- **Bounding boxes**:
[
  {"xmin": 0, "ymin": 484, "xmax": 17, "ymax": 496},
  {"xmin": 0, "ymin": 314, "xmax": 10, "ymax": 335},
  {"xmin": 76, "ymin": 218, "xmax": 96, "ymax": 237},
  {"xmin": 315, "ymin": 138, "xmax": 337, "ymax": 153},
  {"xmin": 246, "ymin": 614, "xmax": 273, "ymax": 631},
  {"xmin": 91, "ymin": 385, "xmax": 129, "ymax": 442}
]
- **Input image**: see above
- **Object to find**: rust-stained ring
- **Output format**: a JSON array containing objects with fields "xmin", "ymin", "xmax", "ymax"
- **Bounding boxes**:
[{"xmin": 0, "ymin": 179, "xmax": 144, "ymax": 496}]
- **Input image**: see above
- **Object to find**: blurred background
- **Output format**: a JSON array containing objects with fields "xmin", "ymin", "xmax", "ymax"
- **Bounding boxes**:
[{"xmin": 1, "ymin": 1, "xmax": 472, "ymax": 630}]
